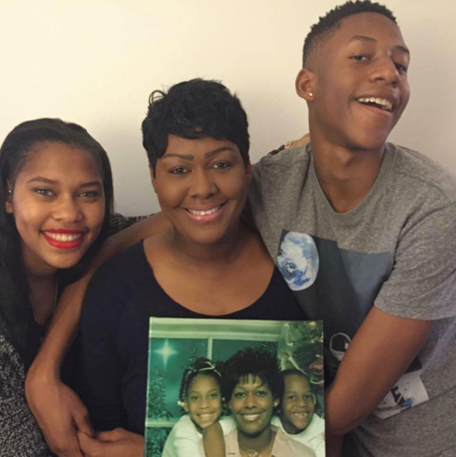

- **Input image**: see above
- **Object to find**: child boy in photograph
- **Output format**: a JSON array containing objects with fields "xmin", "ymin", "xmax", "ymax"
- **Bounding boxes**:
[{"xmin": 273, "ymin": 370, "xmax": 324, "ymax": 457}]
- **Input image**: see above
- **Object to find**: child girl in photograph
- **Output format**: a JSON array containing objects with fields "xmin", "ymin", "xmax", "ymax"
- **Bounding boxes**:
[{"xmin": 162, "ymin": 357, "xmax": 227, "ymax": 457}]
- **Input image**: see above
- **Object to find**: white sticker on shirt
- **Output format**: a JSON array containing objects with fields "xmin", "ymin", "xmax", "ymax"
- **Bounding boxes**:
[
  {"xmin": 373, "ymin": 369, "xmax": 429, "ymax": 419},
  {"xmin": 277, "ymin": 232, "xmax": 319, "ymax": 291}
]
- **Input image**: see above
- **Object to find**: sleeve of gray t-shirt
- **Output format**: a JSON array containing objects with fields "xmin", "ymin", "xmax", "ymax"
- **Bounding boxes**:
[{"xmin": 375, "ymin": 200, "xmax": 456, "ymax": 320}]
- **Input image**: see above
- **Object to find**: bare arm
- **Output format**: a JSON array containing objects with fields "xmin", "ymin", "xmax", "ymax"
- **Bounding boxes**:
[
  {"xmin": 325, "ymin": 307, "xmax": 432, "ymax": 438},
  {"xmin": 202, "ymin": 422, "xmax": 226, "ymax": 457},
  {"xmin": 25, "ymin": 213, "xmax": 169, "ymax": 457},
  {"xmin": 324, "ymin": 435, "xmax": 343, "ymax": 457}
]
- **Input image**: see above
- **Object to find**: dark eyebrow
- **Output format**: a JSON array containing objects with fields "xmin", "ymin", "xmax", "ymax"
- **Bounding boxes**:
[
  {"xmin": 205, "ymin": 146, "xmax": 237, "ymax": 158},
  {"xmin": 162, "ymin": 153, "xmax": 193, "ymax": 161},
  {"xmin": 27, "ymin": 177, "xmax": 59, "ymax": 185},
  {"xmin": 348, "ymin": 35, "xmax": 376, "ymax": 44},
  {"xmin": 27, "ymin": 177, "xmax": 102, "ymax": 187},
  {"xmin": 348, "ymin": 35, "xmax": 410, "ymax": 55},
  {"xmin": 79, "ymin": 181, "xmax": 103, "ymax": 188},
  {"xmin": 395, "ymin": 45, "xmax": 410, "ymax": 56},
  {"xmin": 163, "ymin": 146, "xmax": 237, "ymax": 161}
]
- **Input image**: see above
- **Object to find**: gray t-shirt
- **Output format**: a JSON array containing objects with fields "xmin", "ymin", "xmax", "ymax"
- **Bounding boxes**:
[{"xmin": 249, "ymin": 143, "xmax": 456, "ymax": 457}]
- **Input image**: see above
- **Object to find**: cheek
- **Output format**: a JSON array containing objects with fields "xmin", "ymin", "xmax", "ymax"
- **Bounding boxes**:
[
  {"xmin": 225, "ymin": 175, "xmax": 249, "ymax": 197},
  {"xmin": 399, "ymin": 83, "xmax": 410, "ymax": 111},
  {"xmin": 12, "ymin": 199, "xmax": 44, "ymax": 234},
  {"xmin": 187, "ymin": 404, "xmax": 198, "ymax": 416},
  {"xmin": 213, "ymin": 399, "xmax": 223, "ymax": 412},
  {"xmin": 229, "ymin": 399, "xmax": 239, "ymax": 412},
  {"xmin": 156, "ymin": 184, "xmax": 186, "ymax": 209},
  {"xmin": 282, "ymin": 401, "xmax": 292, "ymax": 415},
  {"xmin": 85, "ymin": 201, "xmax": 106, "ymax": 232}
]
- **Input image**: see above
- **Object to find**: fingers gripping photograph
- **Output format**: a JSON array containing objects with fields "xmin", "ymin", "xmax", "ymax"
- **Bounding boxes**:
[{"xmin": 1, "ymin": 1, "xmax": 455, "ymax": 457}]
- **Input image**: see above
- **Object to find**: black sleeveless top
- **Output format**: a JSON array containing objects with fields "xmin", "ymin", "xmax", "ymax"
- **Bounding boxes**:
[{"xmin": 78, "ymin": 241, "xmax": 307, "ymax": 433}]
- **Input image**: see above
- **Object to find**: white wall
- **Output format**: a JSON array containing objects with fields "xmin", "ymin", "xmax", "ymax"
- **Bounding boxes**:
[{"xmin": 1, "ymin": 0, "xmax": 455, "ymax": 215}]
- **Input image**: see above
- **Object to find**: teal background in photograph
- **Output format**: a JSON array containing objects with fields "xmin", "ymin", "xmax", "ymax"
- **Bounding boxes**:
[
  {"xmin": 212, "ymin": 339, "xmax": 277, "ymax": 363},
  {"xmin": 148, "ymin": 338, "xmax": 208, "ymax": 419}
]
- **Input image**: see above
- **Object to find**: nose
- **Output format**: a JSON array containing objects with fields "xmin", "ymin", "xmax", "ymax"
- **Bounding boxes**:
[
  {"xmin": 370, "ymin": 56, "xmax": 400, "ymax": 86},
  {"xmin": 189, "ymin": 168, "xmax": 217, "ymax": 199},
  {"xmin": 245, "ymin": 392, "xmax": 258, "ymax": 409},
  {"xmin": 53, "ymin": 196, "xmax": 83, "ymax": 223},
  {"xmin": 199, "ymin": 397, "xmax": 210, "ymax": 409}
]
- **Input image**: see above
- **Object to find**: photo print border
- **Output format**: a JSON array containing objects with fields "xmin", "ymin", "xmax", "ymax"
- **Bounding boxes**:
[{"xmin": 145, "ymin": 318, "xmax": 324, "ymax": 457}]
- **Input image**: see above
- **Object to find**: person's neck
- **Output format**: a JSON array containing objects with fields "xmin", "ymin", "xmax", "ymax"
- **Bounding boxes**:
[
  {"xmin": 166, "ymin": 221, "xmax": 251, "ymax": 267},
  {"xmin": 27, "ymin": 272, "xmax": 57, "ymax": 326},
  {"xmin": 310, "ymin": 133, "xmax": 385, "ymax": 214},
  {"xmin": 23, "ymin": 250, "xmax": 58, "ymax": 326},
  {"xmin": 238, "ymin": 427, "xmax": 274, "ymax": 457}
]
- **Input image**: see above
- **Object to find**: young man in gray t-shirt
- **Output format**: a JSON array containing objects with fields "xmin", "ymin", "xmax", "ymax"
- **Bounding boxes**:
[{"xmin": 249, "ymin": 2, "xmax": 456, "ymax": 456}]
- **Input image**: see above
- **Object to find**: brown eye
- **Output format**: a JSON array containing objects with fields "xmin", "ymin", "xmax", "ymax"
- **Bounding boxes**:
[
  {"xmin": 80, "ymin": 190, "xmax": 100, "ymax": 198},
  {"xmin": 212, "ymin": 161, "xmax": 231, "ymax": 170},
  {"xmin": 351, "ymin": 54, "xmax": 369, "ymax": 61},
  {"xmin": 35, "ymin": 188, "xmax": 55, "ymax": 197},
  {"xmin": 395, "ymin": 63, "xmax": 408, "ymax": 74},
  {"xmin": 169, "ymin": 167, "xmax": 189, "ymax": 175}
]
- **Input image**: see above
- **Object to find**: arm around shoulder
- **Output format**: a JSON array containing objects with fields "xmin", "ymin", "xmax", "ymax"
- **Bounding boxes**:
[{"xmin": 25, "ymin": 213, "xmax": 170, "ymax": 455}]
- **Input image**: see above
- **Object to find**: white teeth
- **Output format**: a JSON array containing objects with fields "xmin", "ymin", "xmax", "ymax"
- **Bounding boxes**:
[
  {"xmin": 243, "ymin": 414, "xmax": 261, "ymax": 421},
  {"xmin": 45, "ymin": 232, "xmax": 82, "ymax": 242},
  {"xmin": 187, "ymin": 205, "xmax": 221, "ymax": 216},
  {"xmin": 357, "ymin": 97, "xmax": 393, "ymax": 111}
]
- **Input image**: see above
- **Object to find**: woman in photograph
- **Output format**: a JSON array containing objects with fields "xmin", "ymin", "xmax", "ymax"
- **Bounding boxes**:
[
  {"xmin": 221, "ymin": 347, "xmax": 315, "ymax": 457},
  {"xmin": 75, "ymin": 79, "xmax": 307, "ymax": 456},
  {"xmin": 0, "ymin": 118, "xmax": 114, "ymax": 456}
]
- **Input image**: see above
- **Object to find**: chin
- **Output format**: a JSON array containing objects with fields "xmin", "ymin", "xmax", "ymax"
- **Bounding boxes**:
[
  {"xmin": 184, "ymin": 226, "xmax": 236, "ymax": 247},
  {"xmin": 46, "ymin": 254, "xmax": 85, "ymax": 270},
  {"xmin": 346, "ymin": 133, "xmax": 390, "ymax": 151}
]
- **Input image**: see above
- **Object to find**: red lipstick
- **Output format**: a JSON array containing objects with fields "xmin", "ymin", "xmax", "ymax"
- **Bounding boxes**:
[{"xmin": 42, "ymin": 229, "xmax": 86, "ymax": 250}]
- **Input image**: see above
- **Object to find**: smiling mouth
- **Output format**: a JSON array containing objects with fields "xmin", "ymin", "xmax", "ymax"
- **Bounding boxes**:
[
  {"xmin": 184, "ymin": 203, "xmax": 228, "ymax": 222},
  {"xmin": 42, "ymin": 230, "xmax": 86, "ymax": 249},
  {"xmin": 186, "ymin": 204, "xmax": 223, "ymax": 216},
  {"xmin": 241, "ymin": 413, "xmax": 263, "ymax": 422},
  {"xmin": 44, "ymin": 232, "xmax": 83, "ymax": 242},
  {"xmin": 356, "ymin": 97, "xmax": 393, "ymax": 112},
  {"xmin": 291, "ymin": 411, "xmax": 311, "ymax": 419},
  {"xmin": 197, "ymin": 412, "xmax": 217, "ymax": 422}
]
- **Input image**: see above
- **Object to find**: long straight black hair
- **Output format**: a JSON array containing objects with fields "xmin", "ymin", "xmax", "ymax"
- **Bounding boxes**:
[{"xmin": 0, "ymin": 118, "xmax": 114, "ymax": 366}]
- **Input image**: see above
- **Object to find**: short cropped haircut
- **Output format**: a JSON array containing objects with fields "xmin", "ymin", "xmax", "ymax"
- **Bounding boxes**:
[
  {"xmin": 281, "ymin": 368, "xmax": 310, "ymax": 381},
  {"xmin": 222, "ymin": 347, "xmax": 282, "ymax": 401},
  {"xmin": 302, "ymin": 0, "xmax": 397, "ymax": 67},
  {"xmin": 142, "ymin": 79, "xmax": 250, "ymax": 170}
]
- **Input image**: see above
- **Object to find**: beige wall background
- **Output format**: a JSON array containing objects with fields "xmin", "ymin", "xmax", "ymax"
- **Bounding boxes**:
[{"xmin": 1, "ymin": 0, "xmax": 454, "ymax": 215}]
